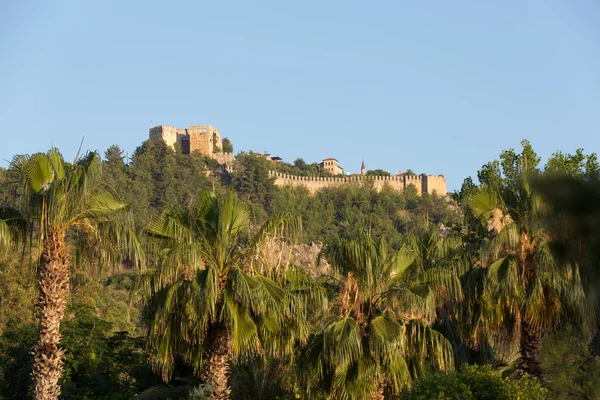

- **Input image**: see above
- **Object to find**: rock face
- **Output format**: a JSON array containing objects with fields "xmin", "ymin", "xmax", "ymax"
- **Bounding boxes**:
[
  {"xmin": 288, "ymin": 242, "xmax": 331, "ymax": 277},
  {"xmin": 255, "ymin": 238, "xmax": 330, "ymax": 278}
]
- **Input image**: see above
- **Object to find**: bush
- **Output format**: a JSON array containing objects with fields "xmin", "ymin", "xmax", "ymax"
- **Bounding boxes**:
[
  {"xmin": 399, "ymin": 365, "xmax": 547, "ymax": 400},
  {"xmin": 540, "ymin": 327, "xmax": 600, "ymax": 399},
  {"xmin": 400, "ymin": 372, "xmax": 474, "ymax": 400},
  {"xmin": 507, "ymin": 374, "xmax": 547, "ymax": 400},
  {"xmin": 458, "ymin": 365, "xmax": 512, "ymax": 400}
]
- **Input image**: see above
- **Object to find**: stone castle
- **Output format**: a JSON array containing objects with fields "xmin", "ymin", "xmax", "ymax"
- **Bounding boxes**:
[
  {"xmin": 149, "ymin": 125, "xmax": 222, "ymax": 156},
  {"xmin": 149, "ymin": 124, "xmax": 234, "ymax": 164},
  {"xmin": 149, "ymin": 124, "xmax": 447, "ymax": 195}
]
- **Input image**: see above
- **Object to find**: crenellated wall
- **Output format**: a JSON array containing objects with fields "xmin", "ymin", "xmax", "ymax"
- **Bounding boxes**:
[
  {"xmin": 149, "ymin": 126, "xmax": 447, "ymax": 195},
  {"xmin": 269, "ymin": 171, "xmax": 446, "ymax": 196}
]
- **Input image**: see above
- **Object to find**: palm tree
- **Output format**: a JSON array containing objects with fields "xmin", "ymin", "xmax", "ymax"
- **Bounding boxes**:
[
  {"xmin": 532, "ymin": 175, "xmax": 600, "ymax": 355},
  {"xmin": 405, "ymin": 230, "xmax": 486, "ymax": 364},
  {"xmin": 134, "ymin": 190, "xmax": 311, "ymax": 400},
  {"xmin": 304, "ymin": 234, "xmax": 461, "ymax": 400},
  {"xmin": 6, "ymin": 149, "xmax": 143, "ymax": 400},
  {"xmin": 467, "ymin": 172, "xmax": 588, "ymax": 377}
]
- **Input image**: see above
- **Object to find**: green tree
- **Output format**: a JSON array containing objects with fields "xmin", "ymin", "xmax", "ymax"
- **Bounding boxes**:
[
  {"xmin": 222, "ymin": 137, "xmax": 233, "ymax": 154},
  {"xmin": 467, "ymin": 164, "xmax": 587, "ymax": 377},
  {"xmin": 232, "ymin": 152, "xmax": 275, "ymax": 208},
  {"xmin": 103, "ymin": 145, "xmax": 129, "ymax": 198},
  {"xmin": 544, "ymin": 148, "xmax": 599, "ymax": 179},
  {"xmin": 366, "ymin": 169, "xmax": 390, "ymax": 176},
  {"xmin": 531, "ymin": 175, "xmax": 600, "ymax": 357},
  {"xmin": 539, "ymin": 327, "xmax": 600, "ymax": 399},
  {"xmin": 135, "ymin": 190, "xmax": 312, "ymax": 399},
  {"xmin": 477, "ymin": 140, "xmax": 540, "ymax": 191},
  {"xmin": 404, "ymin": 184, "xmax": 419, "ymax": 210},
  {"xmin": 306, "ymin": 234, "xmax": 459, "ymax": 399},
  {"xmin": 293, "ymin": 158, "xmax": 307, "ymax": 170},
  {"xmin": 476, "ymin": 161, "xmax": 503, "ymax": 191},
  {"xmin": 5, "ymin": 149, "xmax": 143, "ymax": 399}
]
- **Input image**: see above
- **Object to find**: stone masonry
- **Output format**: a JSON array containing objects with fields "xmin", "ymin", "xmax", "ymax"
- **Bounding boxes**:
[
  {"xmin": 149, "ymin": 124, "xmax": 446, "ymax": 196},
  {"xmin": 149, "ymin": 125, "xmax": 222, "ymax": 156},
  {"xmin": 269, "ymin": 171, "xmax": 447, "ymax": 196}
]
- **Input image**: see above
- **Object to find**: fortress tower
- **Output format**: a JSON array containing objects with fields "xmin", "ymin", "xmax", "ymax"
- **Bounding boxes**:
[{"xmin": 149, "ymin": 125, "xmax": 222, "ymax": 157}]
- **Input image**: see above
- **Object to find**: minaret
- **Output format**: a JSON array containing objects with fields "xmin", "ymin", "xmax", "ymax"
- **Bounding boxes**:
[{"xmin": 361, "ymin": 160, "xmax": 366, "ymax": 175}]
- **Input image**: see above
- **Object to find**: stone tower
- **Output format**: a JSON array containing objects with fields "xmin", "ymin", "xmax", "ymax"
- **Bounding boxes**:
[
  {"xmin": 361, "ymin": 160, "xmax": 366, "ymax": 175},
  {"xmin": 149, "ymin": 125, "xmax": 222, "ymax": 157}
]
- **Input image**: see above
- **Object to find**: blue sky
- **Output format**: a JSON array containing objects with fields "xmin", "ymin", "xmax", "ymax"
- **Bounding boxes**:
[{"xmin": 1, "ymin": 1, "xmax": 599, "ymax": 190}]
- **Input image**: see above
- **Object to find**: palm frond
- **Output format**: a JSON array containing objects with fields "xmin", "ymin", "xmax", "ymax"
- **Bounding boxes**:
[
  {"xmin": 467, "ymin": 191, "xmax": 502, "ymax": 223},
  {"xmin": 0, "ymin": 207, "xmax": 26, "ymax": 252},
  {"xmin": 224, "ymin": 297, "xmax": 260, "ymax": 358},
  {"xmin": 324, "ymin": 317, "xmax": 362, "ymax": 368},
  {"xmin": 0, "ymin": 217, "xmax": 10, "ymax": 251}
]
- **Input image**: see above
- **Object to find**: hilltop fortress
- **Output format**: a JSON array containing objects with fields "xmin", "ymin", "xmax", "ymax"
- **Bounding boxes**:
[
  {"xmin": 149, "ymin": 124, "xmax": 447, "ymax": 196},
  {"xmin": 150, "ymin": 124, "xmax": 221, "ymax": 155},
  {"xmin": 149, "ymin": 124, "xmax": 234, "ymax": 164}
]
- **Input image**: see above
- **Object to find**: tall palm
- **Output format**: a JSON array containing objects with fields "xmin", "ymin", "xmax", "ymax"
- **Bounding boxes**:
[
  {"xmin": 467, "ymin": 173, "xmax": 587, "ymax": 377},
  {"xmin": 304, "ymin": 234, "xmax": 461, "ymax": 400},
  {"xmin": 532, "ymin": 175, "xmax": 600, "ymax": 355},
  {"xmin": 7, "ymin": 149, "xmax": 143, "ymax": 400},
  {"xmin": 135, "ymin": 190, "xmax": 310, "ymax": 399},
  {"xmin": 405, "ymin": 230, "xmax": 484, "ymax": 364}
]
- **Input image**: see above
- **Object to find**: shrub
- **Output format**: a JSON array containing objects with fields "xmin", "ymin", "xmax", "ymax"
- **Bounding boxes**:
[
  {"xmin": 400, "ymin": 372, "xmax": 474, "ymax": 400},
  {"xmin": 507, "ymin": 374, "xmax": 547, "ymax": 400},
  {"xmin": 399, "ymin": 365, "xmax": 547, "ymax": 400},
  {"xmin": 458, "ymin": 365, "xmax": 512, "ymax": 400}
]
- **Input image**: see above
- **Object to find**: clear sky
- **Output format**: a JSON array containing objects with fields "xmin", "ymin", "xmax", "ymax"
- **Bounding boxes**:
[{"xmin": 1, "ymin": 1, "xmax": 599, "ymax": 190}]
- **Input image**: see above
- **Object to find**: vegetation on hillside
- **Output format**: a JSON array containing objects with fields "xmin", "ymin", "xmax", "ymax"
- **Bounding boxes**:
[{"xmin": 1, "ymin": 139, "xmax": 599, "ymax": 399}]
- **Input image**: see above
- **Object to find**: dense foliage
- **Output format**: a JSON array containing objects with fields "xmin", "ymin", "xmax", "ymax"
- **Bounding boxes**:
[
  {"xmin": 1, "ymin": 139, "xmax": 599, "ymax": 399},
  {"xmin": 400, "ymin": 365, "xmax": 546, "ymax": 400}
]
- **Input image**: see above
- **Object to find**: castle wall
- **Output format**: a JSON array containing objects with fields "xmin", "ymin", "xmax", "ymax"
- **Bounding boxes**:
[
  {"xmin": 187, "ymin": 125, "xmax": 220, "ymax": 156},
  {"xmin": 424, "ymin": 175, "xmax": 447, "ymax": 195},
  {"xmin": 149, "ymin": 125, "xmax": 178, "ymax": 148},
  {"xmin": 370, "ymin": 175, "xmax": 405, "ymax": 193},
  {"xmin": 403, "ymin": 175, "xmax": 423, "ymax": 196},
  {"xmin": 149, "ymin": 126, "xmax": 446, "ymax": 196},
  {"xmin": 176, "ymin": 128, "xmax": 187, "ymax": 150},
  {"xmin": 188, "ymin": 132, "xmax": 211, "ymax": 156},
  {"xmin": 269, "ymin": 172, "xmax": 446, "ymax": 196},
  {"xmin": 212, "ymin": 129, "xmax": 222, "ymax": 152}
]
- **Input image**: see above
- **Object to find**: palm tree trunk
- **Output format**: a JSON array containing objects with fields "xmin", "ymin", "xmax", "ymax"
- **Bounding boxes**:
[
  {"xmin": 518, "ymin": 318, "xmax": 542, "ymax": 378},
  {"xmin": 32, "ymin": 229, "xmax": 69, "ymax": 400},
  {"xmin": 370, "ymin": 379, "xmax": 386, "ymax": 400},
  {"xmin": 201, "ymin": 324, "xmax": 231, "ymax": 400}
]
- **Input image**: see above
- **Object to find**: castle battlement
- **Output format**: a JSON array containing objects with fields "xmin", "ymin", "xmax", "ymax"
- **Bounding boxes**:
[
  {"xmin": 149, "ymin": 126, "xmax": 446, "ymax": 195},
  {"xmin": 268, "ymin": 171, "xmax": 446, "ymax": 196}
]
